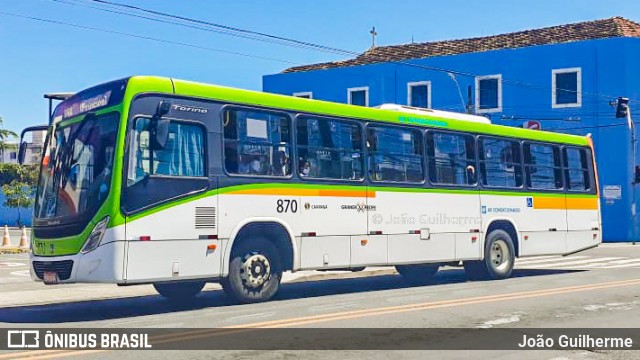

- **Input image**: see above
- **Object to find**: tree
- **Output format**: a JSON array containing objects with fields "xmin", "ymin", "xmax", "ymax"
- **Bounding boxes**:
[
  {"xmin": 1, "ymin": 165, "xmax": 38, "ymax": 227},
  {"xmin": 0, "ymin": 116, "xmax": 17, "ymax": 150}
]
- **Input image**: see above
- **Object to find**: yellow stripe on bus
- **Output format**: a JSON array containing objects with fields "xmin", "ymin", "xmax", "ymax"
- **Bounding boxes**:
[{"xmin": 533, "ymin": 196, "xmax": 598, "ymax": 210}]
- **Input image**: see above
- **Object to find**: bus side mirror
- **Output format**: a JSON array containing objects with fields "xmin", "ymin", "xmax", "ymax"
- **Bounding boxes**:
[
  {"xmin": 152, "ymin": 100, "xmax": 171, "ymax": 149},
  {"xmin": 18, "ymin": 125, "xmax": 49, "ymax": 165},
  {"xmin": 152, "ymin": 118, "xmax": 170, "ymax": 149},
  {"xmin": 17, "ymin": 141, "xmax": 27, "ymax": 164}
]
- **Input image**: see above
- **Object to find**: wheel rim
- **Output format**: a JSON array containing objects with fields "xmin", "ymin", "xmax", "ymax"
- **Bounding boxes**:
[
  {"xmin": 240, "ymin": 253, "xmax": 271, "ymax": 289},
  {"xmin": 489, "ymin": 239, "xmax": 511, "ymax": 272}
]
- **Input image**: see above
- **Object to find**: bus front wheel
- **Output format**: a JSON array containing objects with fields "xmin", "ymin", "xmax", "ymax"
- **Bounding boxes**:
[
  {"xmin": 153, "ymin": 280, "xmax": 205, "ymax": 301},
  {"xmin": 395, "ymin": 264, "xmax": 439, "ymax": 285},
  {"xmin": 464, "ymin": 229, "xmax": 515, "ymax": 280},
  {"xmin": 222, "ymin": 240, "xmax": 283, "ymax": 303}
]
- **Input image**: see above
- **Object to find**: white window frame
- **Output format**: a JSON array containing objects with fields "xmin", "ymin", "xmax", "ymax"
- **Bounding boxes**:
[
  {"xmin": 407, "ymin": 81, "xmax": 432, "ymax": 108},
  {"xmin": 293, "ymin": 91, "xmax": 313, "ymax": 99},
  {"xmin": 348, "ymin": 86, "xmax": 369, "ymax": 107},
  {"xmin": 475, "ymin": 74, "xmax": 502, "ymax": 114},
  {"xmin": 552, "ymin": 67, "xmax": 582, "ymax": 109}
]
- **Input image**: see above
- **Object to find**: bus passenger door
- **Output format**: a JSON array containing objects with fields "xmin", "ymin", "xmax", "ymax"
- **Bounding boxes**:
[
  {"xmin": 518, "ymin": 143, "xmax": 568, "ymax": 256},
  {"xmin": 565, "ymin": 147, "xmax": 601, "ymax": 253},
  {"xmin": 123, "ymin": 97, "xmax": 222, "ymax": 283}
]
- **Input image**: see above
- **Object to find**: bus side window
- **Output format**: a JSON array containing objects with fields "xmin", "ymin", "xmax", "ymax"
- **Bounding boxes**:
[
  {"xmin": 223, "ymin": 109, "xmax": 291, "ymax": 177},
  {"xmin": 523, "ymin": 142, "xmax": 563, "ymax": 190},
  {"xmin": 564, "ymin": 147, "xmax": 591, "ymax": 191},
  {"xmin": 427, "ymin": 131, "xmax": 476, "ymax": 186},
  {"xmin": 296, "ymin": 117, "xmax": 363, "ymax": 181},
  {"xmin": 367, "ymin": 125, "xmax": 424, "ymax": 183},
  {"xmin": 478, "ymin": 137, "xmax": 523, "ymax": 188}
]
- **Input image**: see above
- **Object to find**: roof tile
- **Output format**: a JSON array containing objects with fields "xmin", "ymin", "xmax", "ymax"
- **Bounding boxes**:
[{"xmin": 283, "ymin": 17, "xmax": 640, "ymax": 73}]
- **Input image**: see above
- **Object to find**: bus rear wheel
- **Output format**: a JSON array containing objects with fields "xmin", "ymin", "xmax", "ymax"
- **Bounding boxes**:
[
  {"xmin": 395, "ymin": 264, "xmax": 439, "ymax": 285},
  {"xmin": 222, "ymin": 240, "xmax": 283, "ymax": 303},
  {"xmin": 153, "ymin": 280, "xmax": 205, "ymax": 301},
  {"xmin": 464, "ymin": 229, "xmax": 515, "ymax": 280}
]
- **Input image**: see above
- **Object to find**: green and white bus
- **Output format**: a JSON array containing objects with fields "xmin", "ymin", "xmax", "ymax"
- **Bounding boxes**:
[{"xmin": 20, "ymin": 76, "xmax": 601, "ymax": 303}]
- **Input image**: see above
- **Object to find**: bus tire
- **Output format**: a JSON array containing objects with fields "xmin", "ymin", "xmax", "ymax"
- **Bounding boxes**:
[
  {"xmin": 395, "ymin": 264, "xmax": 439, "ymax": 285},
  {"xmin": 153, "ymin": 280, "xmax": 205, "ymax": 301},
  {"xmin": 464, "ymin": 229, "xmax": 515, "ymax": 280},
  {"xmin": 224, "ymin": 240, "xmax": 283, "ymax": 303}
]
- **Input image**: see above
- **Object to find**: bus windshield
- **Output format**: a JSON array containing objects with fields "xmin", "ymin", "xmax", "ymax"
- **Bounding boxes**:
[{"xmin": 34, "ymin": 113, "xmax": 119, "ymax": 222}]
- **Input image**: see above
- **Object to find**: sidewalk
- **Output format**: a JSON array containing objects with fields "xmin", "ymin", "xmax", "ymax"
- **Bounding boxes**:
[{"xmin": 0, "ymin": 267, "xmax": 396, "ymax": 308}]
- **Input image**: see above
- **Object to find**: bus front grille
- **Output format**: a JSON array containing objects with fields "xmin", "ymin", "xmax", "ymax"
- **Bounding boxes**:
[{"xmin": 32, "ymin": 260, "xmax": 74, "ymax": 280}]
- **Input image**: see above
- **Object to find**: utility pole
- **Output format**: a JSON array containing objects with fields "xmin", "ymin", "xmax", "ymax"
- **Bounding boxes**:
[
  {"xmin": 467, "ymin": 85, "xmax": 474, "ymax": 114},
  {"xmin": 616, "ymin": 97, "xmax": 637, "ymax": 244},
  {"xmin": 370, "ymin": 27, "xmax": 377, "ymax": 49}
]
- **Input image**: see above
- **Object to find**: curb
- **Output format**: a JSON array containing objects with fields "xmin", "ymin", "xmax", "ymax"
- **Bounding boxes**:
[
  {"xmin": 0, "ymin": 248, "xmax": 29, "ymax": 254},
  {"xmin": 286, "ymin": 268, "xmax": 397, "ymax": 283}
]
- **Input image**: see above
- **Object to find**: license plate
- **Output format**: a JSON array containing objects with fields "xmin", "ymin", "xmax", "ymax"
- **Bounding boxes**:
[{"xmin": 43, "ymin": 271, "xmax": 59, "ymax": 284}]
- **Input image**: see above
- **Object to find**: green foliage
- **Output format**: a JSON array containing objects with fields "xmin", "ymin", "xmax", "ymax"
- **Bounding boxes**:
[
  {"xmin": 1, "ymin": 163, "xmax": 38, "ymax": 226},
  {"xmin": 0, "ymin": 163, "xmax": 39, "ymax": 186},
  {"xmin": 0, "ymin": 116, "xmax": 18, "ymax": 149},
  {"xmin": 2, "ymin": 180, "xmax": 34, "ymax": 208}
]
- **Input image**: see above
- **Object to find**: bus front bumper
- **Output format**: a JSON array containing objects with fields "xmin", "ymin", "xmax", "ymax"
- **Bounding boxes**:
[{"xmin": 30, "ymin": 241, "xmax": 126, "ymax": 284}]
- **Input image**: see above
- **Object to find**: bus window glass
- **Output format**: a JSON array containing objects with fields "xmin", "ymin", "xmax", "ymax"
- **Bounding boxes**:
[
  {"xmin": 223, "ymin": 109, "xmax": 291, "ymax": 177},
  {"xmin": 427, "ymin": 131, "xmax": 476, "ymax": 185},
  {"xmin": 479, "ymin": 138, "xmax": 522, "ymax": 188},
  {"xmin": 564, "ymin": 147, "xmax": 591, "ymax": 191},
  {"xmin": 524, "ymin": 143, "xmax": 563, "ymax": 189},
  {"xmin": 297, "ymin": 117, "xmax": 363, "ymax": 180},
  {"xmin": 367, "ymin": 125, "xmax": 424, "ymax": 183},
  {"xmin": 128, "ymin": 118, "xmax": 205, "ymax": 185}
]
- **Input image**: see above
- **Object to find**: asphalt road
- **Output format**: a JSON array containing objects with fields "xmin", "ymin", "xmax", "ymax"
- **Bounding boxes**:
[{"xmin": 1, "ymin": 244, "xmax": 640, "ymax": 359}]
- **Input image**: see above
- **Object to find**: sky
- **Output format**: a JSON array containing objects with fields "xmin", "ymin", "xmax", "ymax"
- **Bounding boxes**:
[{"xmin": 2, "ymin": 0, "xmax": 640, "ymax": 133}]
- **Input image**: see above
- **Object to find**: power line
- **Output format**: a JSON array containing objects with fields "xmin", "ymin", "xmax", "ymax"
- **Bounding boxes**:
[
  {"xmin": 80, "ymin": 0, "xmax": 355, "ymax": 57},
  {"xmin": 49, "ymin": 0, "xmax": 348, "ymax": 55},
  {"xmin": 0, "ymin": 11, "xmax": 299, "ymax": 65}
]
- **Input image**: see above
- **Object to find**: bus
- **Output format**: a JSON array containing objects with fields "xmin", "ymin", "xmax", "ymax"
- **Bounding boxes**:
[{"xmin": 20, "ymin": 76, "xmax": 601, "ymax": 303}]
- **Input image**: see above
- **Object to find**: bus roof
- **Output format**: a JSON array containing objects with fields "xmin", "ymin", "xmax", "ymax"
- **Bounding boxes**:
[{"xmin": 125, "ymin": 76, "xmax": 589, "ymax": 146}]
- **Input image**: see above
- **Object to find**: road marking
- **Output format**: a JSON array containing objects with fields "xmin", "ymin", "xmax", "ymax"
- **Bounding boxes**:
[
  {"xmin": 601, "ymin": 258, "xmax": 640, "ymax": 265},
  {"xmin": 0, "ymin": 262, "xmax": 26, "ymax": 268},
  {"xmin": 515, "ymin": 256, "xmax": 588, "ymax": 265},
  {"xmin": 226, "ymin": 312, "xmax": 276, "ymax": 322},
  {"xmin": 9, "ymin": 270, "xmax": 30, "ymax": 277},
  {"xmin": 477, "ymin": 314, "xmax": 522, "ymax": 328},
  {"xmin": 591, "ymin": 263, "xmax": 640, "ymax": 269},
  {"xmin": 10, "ymin": 277, "xmax": 640, "ymax": 360},
  {"xmin": 518, "ymin": 257, "xmax": 624, "ymax": 269},
  {"xmin": 513, "ymin": 255, "xmax": 562, "ymax": 262}
]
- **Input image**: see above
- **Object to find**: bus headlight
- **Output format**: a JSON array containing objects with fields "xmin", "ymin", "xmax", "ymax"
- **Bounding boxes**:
[{"xmin": 81, "ymin": 216, "xmax": 110, "ymax": 254}]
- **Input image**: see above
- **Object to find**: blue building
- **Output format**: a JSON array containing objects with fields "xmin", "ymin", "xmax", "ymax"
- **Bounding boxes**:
[{"xmin": 263, "ymin": 17, "xmax": 640, "ymax": 242}]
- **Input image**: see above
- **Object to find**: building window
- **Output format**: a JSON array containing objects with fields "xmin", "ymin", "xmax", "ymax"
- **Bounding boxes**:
[
  {"xmin": 426, "ymin": 131, "xmax": 476, "ymax": 186},
  {"xmin": 523, "ymin": 143, "xmax": 563, "ymax": 190},
  {"xmin": 475, "ymin": 75, "xmax": 502, "ymax": 113},
  {"xmin": 478, "ymin": 137, "xmax": 523, "ymax": 188},
  {"xmin": 552, "ymin": 68, "xmax": 581, "ymax": 108},
  {"xmin": 9, "ymin": 152, "xmax": 17, "ymax": 160},
  {"xmin": 407, "ymin": 81, "xmax": 431, "ymax": 108},
  {"xmin": 297, "ymin": 116, "xmax": 363, "ymax": 180},
  {"xmin": 223, "ymin": 108, "xmax": 292, "ymax": 177},
  {"xmin": 293, "ymin": 92, "xmax": 313, "ymax": 99},
  {"xmin": 348, "ymin": 87, "xmax": 369, "ymax": 107},
  {"xmin": 367, "ymin": 125, "xmax": 424, "ymax": 183}
]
